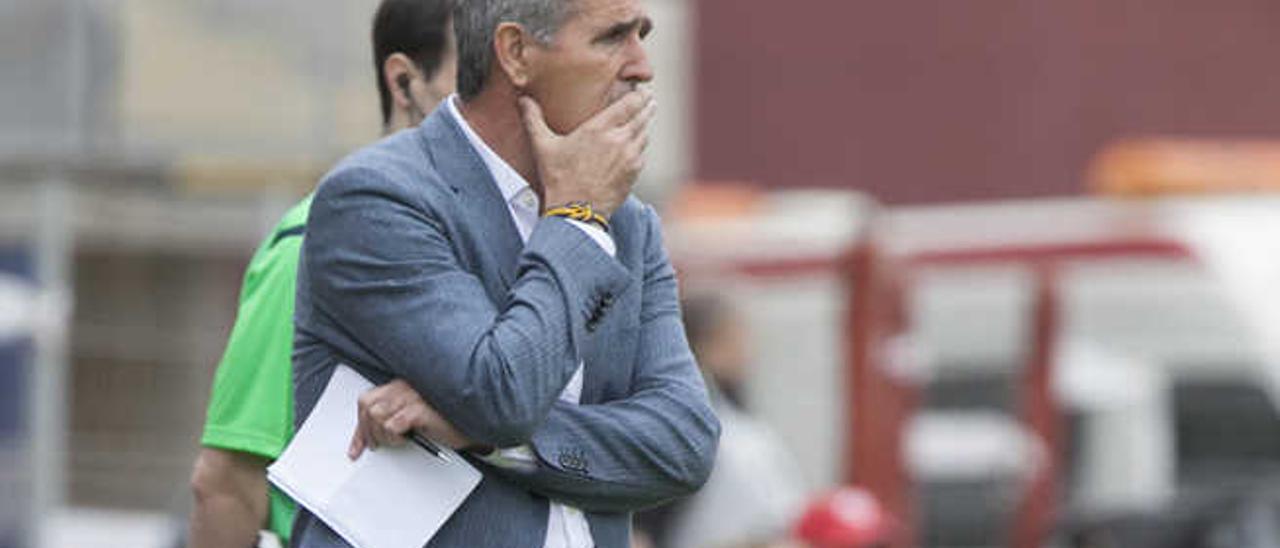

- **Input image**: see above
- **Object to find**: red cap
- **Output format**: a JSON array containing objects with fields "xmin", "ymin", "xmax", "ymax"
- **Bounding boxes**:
[{"xmin": 792, "ymin": 487, "xmax": 896, "ymax": 548}]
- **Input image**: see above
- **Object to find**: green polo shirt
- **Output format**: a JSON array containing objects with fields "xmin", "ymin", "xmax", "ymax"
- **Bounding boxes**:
[{"xmin": 201, "ymin": 195, "xmax": 311, "ymax": 543}]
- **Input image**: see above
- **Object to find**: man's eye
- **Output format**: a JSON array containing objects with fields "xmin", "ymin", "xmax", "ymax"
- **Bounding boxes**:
[
  {"xmin": 596, "ymin": 19, "xmax": 652, "ymax": 45},
  {"xmin": 596, "ymin": 24, "xmax": 634, "ymax": 45},
  {"xmin": 605, "ymin": 28, "xmax": 628, "ymax": 43}
]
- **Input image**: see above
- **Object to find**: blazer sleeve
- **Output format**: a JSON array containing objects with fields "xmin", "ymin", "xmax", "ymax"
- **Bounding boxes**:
[
  {"xmin": 482, "ymin": 205, "xmax": 721, "ymax": 514},
  {"xmin": 304, "ymin": 166, "xmax": 632, "ymax": 447}
]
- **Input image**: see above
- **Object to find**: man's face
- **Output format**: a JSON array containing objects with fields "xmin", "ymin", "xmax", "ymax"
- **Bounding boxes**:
[{"xmin": 524, "ymin": 0, "xmax": 654, "ymax": 134}]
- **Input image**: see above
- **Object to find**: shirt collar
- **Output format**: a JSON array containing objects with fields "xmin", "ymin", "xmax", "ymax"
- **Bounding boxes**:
[{"xmin": 446, "ymin": 94, "xmax": 533, "ymax": 205}]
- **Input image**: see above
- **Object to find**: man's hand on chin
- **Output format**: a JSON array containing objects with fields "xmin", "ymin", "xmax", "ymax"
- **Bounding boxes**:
[{"xmin": 519, "ymin": 89, "xmax": 657, "ymax": 219}]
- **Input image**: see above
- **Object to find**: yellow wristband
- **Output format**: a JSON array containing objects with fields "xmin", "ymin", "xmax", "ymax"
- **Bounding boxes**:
[{"xmin": 544, "ymin": 201, "xmax": 609, "ymax": 232}]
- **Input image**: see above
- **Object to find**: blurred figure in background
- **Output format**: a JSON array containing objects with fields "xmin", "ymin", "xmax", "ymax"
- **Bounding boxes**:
[
  {"xmin": 185, "ymin": 1, "xmax": 456, "ymax": 546},
  {"xmin": 636, "ymin": 291, "xmax": 807, "ymax": 548}
]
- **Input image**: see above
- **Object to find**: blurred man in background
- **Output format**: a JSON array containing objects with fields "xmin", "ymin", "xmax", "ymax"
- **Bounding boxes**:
[
  {"xmin": 635, "ymin": 291, "xmax": 807, "ymax": 548},
  {"xmin": 186, "ymin": 1, "xmax": 456, "ymax": 546}
]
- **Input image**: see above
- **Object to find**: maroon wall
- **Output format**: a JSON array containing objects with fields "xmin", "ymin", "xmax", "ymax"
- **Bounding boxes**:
[{"xmin": 694, "ymin": 0, "xmax": 1280, "ymax": 204}]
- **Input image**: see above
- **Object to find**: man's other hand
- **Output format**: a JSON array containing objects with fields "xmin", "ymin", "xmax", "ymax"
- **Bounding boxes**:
[
  {"xmin": 348, "ymin": 379, "xmax": 473, "ymax": 460},
  {"xmin": 519, "ymin": 89, "xmax": 656, "ymax": 218}
]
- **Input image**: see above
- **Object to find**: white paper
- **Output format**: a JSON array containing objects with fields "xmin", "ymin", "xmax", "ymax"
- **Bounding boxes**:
[{"xmin": 268, "ymin": 364, "xmax": 481, "ymax": 548}]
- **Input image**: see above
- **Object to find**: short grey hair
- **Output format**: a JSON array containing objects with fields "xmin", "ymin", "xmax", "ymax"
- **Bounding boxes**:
[{"xmin": 454, "ymin": 0, "xmax": 576, "ymax": 99}]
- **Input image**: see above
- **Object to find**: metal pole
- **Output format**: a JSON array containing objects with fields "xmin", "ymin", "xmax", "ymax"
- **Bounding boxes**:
[
  {"xmin": 31, "ymin": 178, "xmax": 72, "ymax": 548},
  {"xmin": 1010, "ymin": 265, "xmax": 1062, "ymax": 548}
]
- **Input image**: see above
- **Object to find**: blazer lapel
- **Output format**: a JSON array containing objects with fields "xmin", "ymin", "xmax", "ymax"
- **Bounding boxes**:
[{"xmin": 418, "ymin": 105, "xmax": 524, "ymax": 293}]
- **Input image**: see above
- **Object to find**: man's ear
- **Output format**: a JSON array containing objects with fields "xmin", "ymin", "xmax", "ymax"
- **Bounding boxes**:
[
  {"xmin": 494, "ymin": 22, "xmax": 537, "ymax": 90},
  {"xmin": 383, "ymin": 52, "xmax": 420, "ymax": 108}
]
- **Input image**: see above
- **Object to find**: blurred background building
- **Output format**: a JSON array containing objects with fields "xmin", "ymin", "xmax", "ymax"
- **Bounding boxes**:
[{"xmin": 4, "ymin": 1, "xmax": 1280, "ymax": 547}]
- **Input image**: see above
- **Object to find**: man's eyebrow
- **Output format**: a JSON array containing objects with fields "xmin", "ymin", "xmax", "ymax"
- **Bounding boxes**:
[{"xmin": 593, "ymin": 16, "xmax": 654, "ymax": 43}]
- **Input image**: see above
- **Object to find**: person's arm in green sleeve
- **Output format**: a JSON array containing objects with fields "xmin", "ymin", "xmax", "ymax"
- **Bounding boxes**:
[
  {"xmin": 189, "ymin": 448, "xmax": 273, "ymax": 548},
  {"xmin": 189, "ymin": 213, "xmax": 305, "ymax": 547}
]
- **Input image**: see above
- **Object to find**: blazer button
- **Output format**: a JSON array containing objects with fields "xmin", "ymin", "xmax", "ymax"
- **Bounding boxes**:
[{"xmin": 558, "ymin": 453, "xmax": 576, "ymax": 469}]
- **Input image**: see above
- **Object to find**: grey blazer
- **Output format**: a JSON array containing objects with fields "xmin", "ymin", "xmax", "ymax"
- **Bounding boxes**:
[{"xmin": 290, "ymin": 103, "xmax": 720, "ymax": 547}]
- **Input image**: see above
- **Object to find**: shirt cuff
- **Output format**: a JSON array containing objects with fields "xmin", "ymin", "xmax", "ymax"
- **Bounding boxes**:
[
  {"xmin": 478, "ymin": 444, "xmax": 538, "ymax": 472},
  {"xmin": 565, "ymin": 219, "xmax": 616, "ymax": 257}
]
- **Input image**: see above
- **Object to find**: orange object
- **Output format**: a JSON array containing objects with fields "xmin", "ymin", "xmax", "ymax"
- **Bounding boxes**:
[
  {"xmin": 1090, "ymin": 138, "xmax": 1280, "ymax": 196},
  {"xmin": 665, "ymin": 181, "xmax": 764, "ymax": 221}
]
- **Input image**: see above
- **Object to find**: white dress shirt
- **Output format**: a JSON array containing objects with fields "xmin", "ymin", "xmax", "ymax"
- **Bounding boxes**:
[{"xmin": 447, "ymin": 94, "xmax": 608, "ymax": 548}]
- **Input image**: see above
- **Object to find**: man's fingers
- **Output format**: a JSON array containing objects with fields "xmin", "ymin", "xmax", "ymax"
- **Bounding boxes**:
[
  {"xmin": 366, "ymin": 401, "xmax": 388, "ymax": 430},
  {"xmin": 623, "ymin": 98, "xmax": 657, "ymax": 141},
  {"xmin": 624, "ymin": 122, "xmax": 650, "ymax": 163},
  {"xmin": 588, "ymin": 89, "xmax": 652, "ymax": 131},
  {"xmin": 380, "ymin": 428, "xmax": 408, "ymax": 447},
  {"xmin": 518, "ymin": 96, "xmax": 555, "ymax": 144},
  {"xmin": 369, "ymin": 408, "xmax": 401, "ymax": 447},
  {"xmin": 349, "ymin": 406, "xmax": 372, "ymax": 460},
  {"xmin": 347, "ymin": 427, "xmax": 366, "ymax": 460},
  {"xmin": 384, "ymin": 404, "xmax": 425, "ymax": 439},
  {"xmin": 350, "ymin": 379, "xmax": 431, "ymax": 458},
  {"xmin": 370, "ymin": 400, "xmax": 405, "ymax": 448}
]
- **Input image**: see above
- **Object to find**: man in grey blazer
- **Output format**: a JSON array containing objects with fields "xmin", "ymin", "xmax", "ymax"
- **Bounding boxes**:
[{"xmin": 290, "ymin": 0, "xmax": 720, "ymax": 546}]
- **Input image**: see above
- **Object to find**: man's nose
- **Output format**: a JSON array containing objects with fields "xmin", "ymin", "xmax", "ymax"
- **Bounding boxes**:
[{"xmin": 621, "ymin": 38, "xmax": 654, "ymax": 84}]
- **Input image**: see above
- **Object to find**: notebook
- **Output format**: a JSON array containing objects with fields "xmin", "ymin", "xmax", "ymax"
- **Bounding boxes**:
[{"xmin": 268, "ymin": 364, "xmax": 481, "ymax": 548}]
